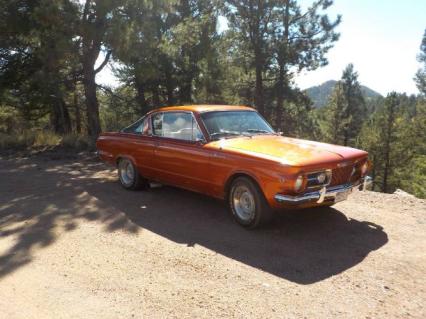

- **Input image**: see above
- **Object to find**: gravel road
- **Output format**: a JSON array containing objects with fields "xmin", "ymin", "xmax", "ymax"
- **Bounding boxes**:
[{"xmin": 0, "ymin": 154, "xmax": 425, "ymax": 318}]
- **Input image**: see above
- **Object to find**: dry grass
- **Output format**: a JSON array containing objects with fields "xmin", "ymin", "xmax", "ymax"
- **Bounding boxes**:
[
  {"xmin": 0, "ymin": 131, "xmax": 94, "ymax": 151},
  {"xmin": 61, "ymin": 134, "xmax": 94, "ymax": 151}
]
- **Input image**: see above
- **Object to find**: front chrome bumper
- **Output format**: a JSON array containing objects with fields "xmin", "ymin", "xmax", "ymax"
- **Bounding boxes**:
[{"xmin": 274, "ymin": 176, "xmax": 373, "ymax": 205}]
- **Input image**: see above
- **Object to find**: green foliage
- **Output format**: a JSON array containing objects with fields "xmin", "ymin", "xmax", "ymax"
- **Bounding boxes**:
[
  {"xmin": 400, "ymin": 155, "xmax": 426, "ymax": 198},
  {"xmin": 0, "ymin": 1, "xmax": 425, "ymax": 198},
  {"xmin": 356, "ymin": 94, "xmax": 426, "ymax": 198},
  {"xmin": 306, "ymin": 80, "xmax": 382, "ymax": 108},
  {"xmin": 61, "ymin": 134, "xmax": 94, "ymax": 151},
  {"xmin": 0, "ymin": 106, "xmax": 22, "ymax": 134},
  {"xmin": 0, "ymin": 130, "xmax": 61, "ymax": 150},
  {"xmin": 98, "ymin": 87, "xmax": 140, "ymax": 131},
  {"xmin": 415, "ymin": 28, "xmax": 426, "ymax": 95},
  {"xmin": 320, "ymin": 64, "xmax": 366, "ymax": 145},
  {"xmin": 0, "ymin": 131, "xmax": 94, "ymax": 151},
  {"xmin": 0, "ymin": 0, "xmax": 80, "ymax": 134}
]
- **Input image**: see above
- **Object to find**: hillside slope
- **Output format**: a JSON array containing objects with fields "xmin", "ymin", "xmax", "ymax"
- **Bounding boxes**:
[{"xmin": 306, "ymin": 80, "xmax": 382, "ymax": 108}]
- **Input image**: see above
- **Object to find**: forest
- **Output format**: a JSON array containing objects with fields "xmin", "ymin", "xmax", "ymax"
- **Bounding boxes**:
[{"xmin": 0, "ymin": 0, "xmax": 425, "ymax": 198}]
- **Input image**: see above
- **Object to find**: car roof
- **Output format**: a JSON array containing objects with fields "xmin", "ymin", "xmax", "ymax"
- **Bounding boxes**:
[{"xmin": 150, "ymin": 105, "xmax": 255, "ymax": 114}]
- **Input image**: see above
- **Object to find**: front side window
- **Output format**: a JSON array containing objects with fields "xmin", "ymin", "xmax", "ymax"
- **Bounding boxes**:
[
  {"xmin": 152, "ymin": 112, "xmax": 204, "ymax": 142},
  {"xmin": 122, "ymin": 116, "xmax": 151, "ymax": 135},
  {"xmin": 200, "ymin": 111, "xmax": 275, "ymax": 140},
  {"xmin": 152, "ymin": 113, "xmax": 163, "ymax": 136}
]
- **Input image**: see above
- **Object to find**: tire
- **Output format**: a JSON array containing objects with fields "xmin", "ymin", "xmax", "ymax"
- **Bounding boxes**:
[
  {"xmin": 228, "ymin": 176, "xmax": 273, "ymax": 229},
  {"xmin": 117, "ymin": 158, "xmax": 147, "ymax": 190}
]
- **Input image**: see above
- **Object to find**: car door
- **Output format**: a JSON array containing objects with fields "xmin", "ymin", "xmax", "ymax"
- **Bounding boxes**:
[
  {"xmin": 151, "ymin": 111, "xmax": 212, "ymax": 194},
  {"xmin": 119, "ymin": 115, "xmax": 157, "ymax": 179}
]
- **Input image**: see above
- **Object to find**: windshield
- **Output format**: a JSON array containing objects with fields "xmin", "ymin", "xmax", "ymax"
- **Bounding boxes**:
[{"xmin": 200, "ymin": 111, "xmax": 275, "ymax": 140}]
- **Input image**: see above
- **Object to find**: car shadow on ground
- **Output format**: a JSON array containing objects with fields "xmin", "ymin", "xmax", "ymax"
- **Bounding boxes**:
[
  {"xmin": 85, "ymin": 177, "xmax": 389, "ymax": 285},
  {"xmin": 0, "ymin": 157, "xmax": 388, "ymax": 285}
]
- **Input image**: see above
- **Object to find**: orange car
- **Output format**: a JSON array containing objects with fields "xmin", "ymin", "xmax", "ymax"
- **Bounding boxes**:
[{"xmin": 96, "ymin": 105, "xmax": 372, "ymax": 228}]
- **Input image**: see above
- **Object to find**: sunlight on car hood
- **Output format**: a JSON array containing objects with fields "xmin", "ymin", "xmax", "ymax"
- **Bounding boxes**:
[{"xmin": 213, "ymin": 135, "xmax": 367, "ymax": 166}]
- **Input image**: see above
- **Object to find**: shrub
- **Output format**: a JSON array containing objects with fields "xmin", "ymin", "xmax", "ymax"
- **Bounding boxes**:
[
  {"xmin": 33, "ymin": 131, "xmax": 61, "ymax": 146},
  {"xmin": 61, "ymin": 134, "xmax": 95, "ymax": 151},
  {"xmin": 0, "ymin": 131, "xmax": 94, "ymax": 152}
]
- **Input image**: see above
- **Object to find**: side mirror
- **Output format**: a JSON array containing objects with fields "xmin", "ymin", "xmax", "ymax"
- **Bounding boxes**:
[{"xmin": 195, "ymin": 138, "xmax": 206, "ymax": 145}]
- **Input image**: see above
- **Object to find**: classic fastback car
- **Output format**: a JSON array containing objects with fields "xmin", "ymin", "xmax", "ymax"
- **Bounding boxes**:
[{"xmin": 97, "ymin": 105, "xmax": 372, "ymax": 228}]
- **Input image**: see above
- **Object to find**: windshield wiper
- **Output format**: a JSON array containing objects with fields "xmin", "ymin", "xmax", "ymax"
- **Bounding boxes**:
[
  {"xmin": 246, "ymin": 129, "xmax": 276, "ymax": 135},
  {"xmin": 210, "ymin": 131, "xmax": 249, "ymax": 140}
]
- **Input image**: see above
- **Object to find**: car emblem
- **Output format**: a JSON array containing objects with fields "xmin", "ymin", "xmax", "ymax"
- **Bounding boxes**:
[{"xmin": 337, "ymin": 161, "xmax": 352, "ymax": 168}]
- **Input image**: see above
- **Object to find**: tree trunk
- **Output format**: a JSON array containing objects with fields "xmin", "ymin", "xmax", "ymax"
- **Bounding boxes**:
[
  {"xmin": 383, "ymin": 143, "xmax": 390, "ymax": 193},
  {"xmin": 165, "ymin": 67, "xmax": 175, "ymax": 105},
  {"xmin": 371, "ymin": 154, "xmax": 377, "ymax": 191},
  {"xmin": 74, "ymin": 86, "xmax": 82, "ymax": 134},
  {"xmin": 152, "ymin": 84, "xmax": 161, "ymax": 108},
  {"xmin": 135, "ymin": 74, "xmax": 149, "ymax": 115},
  {"xmin": 275, "ymin": 1, "xmax": 290, "ymax": 132},
  {"xmin": 44, "ymin": 37, "xmax": 72, "ymax": 135},
  {"xmin": 275, "ymin": 63, "xmax": 285, "ymax": 132},
  {"xmin": 80, "ymin": 1, "xmax": 108, "ymax": 138},
  {"xmin": 343, "ymin": 131, "xmax": 349, "ymax": 146},
  {"xmin": 179, "ymin": 75, "xmax": 192, "ymax": 104},
  {"xmin": 51, "ymin": 96, "xmax": 72, "ymax": 134},
  {"xmin": 383, "ymin": 98, "xmax": 396, "ymax": 193},
  {"xmin": 254, "ymin": 53, "xmax": 264, "ymax": 116},
  {"xmin": 83, "ymin": 66, "xmax": 101, "ymax": 138}
]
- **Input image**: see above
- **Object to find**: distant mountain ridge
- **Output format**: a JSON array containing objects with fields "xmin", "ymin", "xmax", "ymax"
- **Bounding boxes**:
[{"xmin": 305, "ymin": 80, "xmax": 382, "ymax": 108}]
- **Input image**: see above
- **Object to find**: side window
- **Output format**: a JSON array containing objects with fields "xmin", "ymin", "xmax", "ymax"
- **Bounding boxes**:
[
  {"xmin": 163, "ymin": 112, "xmax": 193, "ymax": 140},
  {"xmin": 122, "ymin": 116, "xmax": 151, "ymax": 135},
  {"xmin": 135, "ymin": 116, "xmax": 152, "ymax": 135},
  {"xmin": 153, "ymin": 112, "xmax": 204, "ymax": 142},
  {"xmin": 152, "ymin": 113, "xmax": 163, "ymax": 136},
  {"xmin": 192, "ymin": 117, "xmax": 204, "ymax": 141}
]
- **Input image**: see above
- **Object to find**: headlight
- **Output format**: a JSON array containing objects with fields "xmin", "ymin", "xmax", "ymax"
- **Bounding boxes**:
[
  {"xmin": 294, "ymin": 175, "xmax": 304, "ymax": 192},
  {"xmin": 316, "ymin": 172, "xmax": 327, "ymax": 184},
  {"xmin": 361, "ymin": 162, "xmax": 368, "ymax": 176}
]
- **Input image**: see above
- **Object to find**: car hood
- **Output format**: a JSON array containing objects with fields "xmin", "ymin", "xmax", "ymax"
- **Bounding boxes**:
[{"xmin": 211, "ymin": 135, "xmax": 368, "ymax": 166}]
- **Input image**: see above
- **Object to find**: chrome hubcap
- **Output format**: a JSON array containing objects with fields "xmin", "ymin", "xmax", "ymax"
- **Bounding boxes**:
[
  {"xmin": 119, "ymin": 160, "xmax": 134, "ymax": 185},
  {"xmin": 232, "ymin": 185, "xmax": 256, "ymax": 222}
]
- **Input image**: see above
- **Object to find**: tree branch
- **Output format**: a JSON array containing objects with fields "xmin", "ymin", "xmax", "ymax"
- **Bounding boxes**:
[
  {"xmin": 94, "ymin": 50, "xmax": 112, "ymax": 74},
  {"xmin": 82, "ymin": 0, "xmax": 91, "ymax": 22},
  {"xmin": 96, "ymin": 84, "xmax": 137, "ymax": 104}
]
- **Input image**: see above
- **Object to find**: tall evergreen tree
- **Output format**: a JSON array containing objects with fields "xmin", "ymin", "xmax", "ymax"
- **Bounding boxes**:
[
  {"xmin": 321, "ymin": 64, "xmax": 365, "ymax": 146},
  {"xmin": 224, "ymin": 0, "xmax": 277, "ymax": 116},
  {"xmin": 414, "ymin": 28, "xmax": 426, "ymax": 95},
  {"xmin": 340, "ymin": 64, "xmax": 366, "ymax": 145},
  {"xmin": 79, "ymin": 0, "xmax": 118, "ymax": 137},
  {"xmin": 322, "ymin": 82, "xmax": 346, "ymax": 144},
  {"xmin": 273, "ymin": 0, "xmax": 340, "ymax": 131},
  {"xmin": 380, "ymin": 93, "xmax": 399, "ymax": 192},
  {"xmin": 0, "ymin": 0, "xmax": 79, "ymax": 134}
]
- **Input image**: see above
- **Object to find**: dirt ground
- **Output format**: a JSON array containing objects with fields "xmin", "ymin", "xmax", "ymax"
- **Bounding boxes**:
[{"xmin": 0, "ymin": 152, "xmax": 425, "ymax": 319}]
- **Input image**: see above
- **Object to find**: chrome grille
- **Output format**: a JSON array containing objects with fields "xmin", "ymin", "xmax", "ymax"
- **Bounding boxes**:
[
  {"xmin": 306, "ymin": 170, "xmax": 332, "ymax": 190},
  {"xmin": 330, "ymin": 166, "xmax": 353, "ymax": 186}
]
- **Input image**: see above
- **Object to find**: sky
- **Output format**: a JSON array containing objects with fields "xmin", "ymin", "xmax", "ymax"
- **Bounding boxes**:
[
  {"xmin": 294, "ymin": 0, "xmax": 426, "ymax": 95},
  {"xmin": 97, "ymin": 0, "xmax": 426, "ymax": 95}
]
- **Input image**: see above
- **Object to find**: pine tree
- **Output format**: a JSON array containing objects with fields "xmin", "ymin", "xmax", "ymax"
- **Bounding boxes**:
[
  {"xmin": 273, "ymin": 0, "xmax": 341, "ymax": 131},
  {"xmin": 322, "ymin": 82, "xmax": 347, "ymax": 144},
  {"xmin": 320, "ymin": 64, "xmax": 365, "ymax": 146},
  {"xmin": 340, "ymin": 64, "xmax": 366, "ymax": 145},
  {"xmin": 0, "ymin": 0, "xmax": 79, "ymax": 134},
  {"xmin": 415, "ymin": 28, "xmax": 426, "ymax": 95},
  {"xmin": 224, "ymin": 0, "xmax": 277, "ymax": 116},
  {"xmin": 358, "ymin": 93, "xmax": 425, "ymax": 195}
]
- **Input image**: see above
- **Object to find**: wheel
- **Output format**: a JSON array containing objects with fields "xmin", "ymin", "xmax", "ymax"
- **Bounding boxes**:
[
  {"xmin": 228, "ymin": 176, "xmax": 273, "ymax": 229},
  {"xmin": 118, "ymin": 158, "xmax": 146, "ymax": 190}
]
